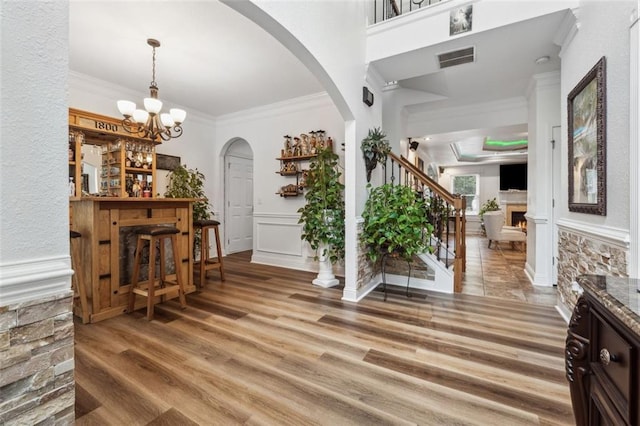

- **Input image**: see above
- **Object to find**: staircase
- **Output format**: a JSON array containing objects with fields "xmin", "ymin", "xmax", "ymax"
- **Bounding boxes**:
[{"xmin": 383, "ymin": 153, "xmax": 466, "ymax": 293}]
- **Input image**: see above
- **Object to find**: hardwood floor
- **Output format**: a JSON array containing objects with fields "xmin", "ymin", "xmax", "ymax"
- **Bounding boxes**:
[
  {"xmin": 74, "ymin": 245, "xmax": 573, "ymax": 425},
  {"xmin": 461, "ymin": 235, "xmax": 558, "ymax": 306}
]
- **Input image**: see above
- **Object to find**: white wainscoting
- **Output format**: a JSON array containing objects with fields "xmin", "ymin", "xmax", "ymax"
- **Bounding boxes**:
[{"xmin": 252, "ymin": 212, "xmax": 345, "ymax": 275}]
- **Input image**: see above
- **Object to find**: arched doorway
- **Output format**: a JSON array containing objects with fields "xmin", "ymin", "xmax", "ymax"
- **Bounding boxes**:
[{"xmin": 224, "ymin": 138, "xmax": 254, "ymax": 254}]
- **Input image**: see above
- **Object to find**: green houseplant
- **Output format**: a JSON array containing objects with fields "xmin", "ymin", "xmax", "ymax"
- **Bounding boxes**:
[
  {"xmin": 361, "ymin": 183, "xmax": 433, "ymax": 263},
  {"xmin": 297, "ymin": 146, "xmax": 345, "ymax": 264},
  {"xmin": 479, "ymin": 197, "xmax": 500, "ymax": 219},
  {"xmin": 361, "ymin": 127, "xmax": 391, "ymax": 182},
  {"xmin": 164, "ymin": 164, "xmax": 214, "ymax": 255}
]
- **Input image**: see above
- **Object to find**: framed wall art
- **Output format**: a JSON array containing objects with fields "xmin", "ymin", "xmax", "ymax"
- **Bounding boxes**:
[
  {"xmin": 450, "ymin": 5, "xmax": 473, "ymax": 36},
  {"xmin": 568, "ymin": 56, "xmax": 606, "ymax": 215},
  {"xmin": 156, "ymin": 153, "xmax": 181, "ymax": 171}
]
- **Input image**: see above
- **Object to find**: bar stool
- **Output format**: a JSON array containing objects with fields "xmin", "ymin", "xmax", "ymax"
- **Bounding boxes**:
[
  {"xmin": 70, "ymin": 230, "xmax": 90, "ymax": 324},
  {"xmin": 194, "ymin": 219, "xmax": 225, "ymax": 288},
  {"xmin": 128, "ymin": 226, "xmax": 187, "ymax": 320}
]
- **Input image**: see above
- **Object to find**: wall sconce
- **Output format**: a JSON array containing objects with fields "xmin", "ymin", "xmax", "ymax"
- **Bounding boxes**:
[
  {"xmin": 362, "ymin": 86, "xmax": 374, "ymax": 107},
  {"xmin": 409, "ymin": 139, "xmax": 419, "ymax": 151}
]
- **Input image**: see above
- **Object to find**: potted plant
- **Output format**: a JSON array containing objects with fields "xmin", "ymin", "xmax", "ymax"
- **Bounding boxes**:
[
  {"xmin": 361, "ymin": 127, "xmax": 391, "ymax": 182},
  {"xmin": 361, "ymin": 183, "xmax": 433, "ymax": 263},
  {"xmin": 297, "ymin": 146, "xmax": 345, "ymax": 287},
  {"xmin": 164, "ymin": 164, "xmax": 214, "ymax": 255}
]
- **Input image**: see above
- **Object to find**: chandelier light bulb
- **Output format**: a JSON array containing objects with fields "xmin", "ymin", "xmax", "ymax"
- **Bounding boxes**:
[
  {"xmin": 170, "ymin": 108, "xmax": 186, "ymax": 125},
  {"xmin": 117, "ymin": 100, "xmax": 136, "ymax": 117},
  {"xmin": 160, "ymin": 113, "xmax": 175, "ymax": 127},
  {"xmin": 143, "ymin": 97, "xmax": 163, "ymax": 115},
  {"xmin": 133, "ymin": 109, "xmax": 149, "ymax": 124}
]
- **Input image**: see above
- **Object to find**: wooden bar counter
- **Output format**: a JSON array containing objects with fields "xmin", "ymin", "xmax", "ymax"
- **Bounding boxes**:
[{"xmin": 70, "ymin": 197, "xmax": 197, "ymax": 323}]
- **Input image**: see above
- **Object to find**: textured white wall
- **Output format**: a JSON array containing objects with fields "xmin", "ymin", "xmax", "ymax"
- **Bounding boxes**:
[
  {"xmin": 1, "ymin": 2, "xmax": 70, "ymax": 303},
  {"xmin": 216, "ymin": 94, "xmax": 343, "ymax": 217},
  {"xmin": 1, "ymin": 2, "xmax": 69, "ymax": 261},
  {"xmin": 560, "ymin": 0, "xmax": 635, "ymax": 229}
]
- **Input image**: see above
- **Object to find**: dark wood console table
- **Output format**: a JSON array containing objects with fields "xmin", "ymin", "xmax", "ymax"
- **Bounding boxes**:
[{"xmin": 566, "ymin": 275, "xmax": 640, "ymax": 425}]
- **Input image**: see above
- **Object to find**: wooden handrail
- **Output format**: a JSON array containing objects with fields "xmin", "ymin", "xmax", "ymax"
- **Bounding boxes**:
[{"xmin": 389, "ymin": 153, "xmax": 463, "ymax": 208}]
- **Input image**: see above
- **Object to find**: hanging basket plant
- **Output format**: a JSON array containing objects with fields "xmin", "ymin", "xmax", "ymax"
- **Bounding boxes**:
[
  {"xmin": 361, "ymin": 183, "xmax": 433, "ymax": 263},
  {"xmin": 361, "ymin": 127, "xmax": 391, "ymax": 182}
]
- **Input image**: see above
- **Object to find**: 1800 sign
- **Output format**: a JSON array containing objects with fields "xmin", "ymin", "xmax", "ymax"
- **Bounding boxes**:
[{"xmin": 95, "ymin": 121, "xmax": 118, "ymax": 132}]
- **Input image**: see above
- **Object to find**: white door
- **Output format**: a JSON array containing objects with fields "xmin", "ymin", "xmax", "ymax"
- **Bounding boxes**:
[{"xmin": 225, "ymin": 155, "xmax": 253, "ymax": 253}]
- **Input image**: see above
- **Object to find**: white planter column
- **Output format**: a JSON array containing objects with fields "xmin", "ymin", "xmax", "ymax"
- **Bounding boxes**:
[{"xmin": 313, "ymin": 244, "xmax": 339, "ymax": 288}]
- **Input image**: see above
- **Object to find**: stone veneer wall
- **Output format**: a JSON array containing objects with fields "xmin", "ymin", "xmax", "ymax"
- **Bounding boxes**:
[
  {"xmin": 557, "ymin": 229, "xmax": 628, "ymax": 309},
  {"xmin": 355, "ymin": 222, "xmax": 434, "ymax": 290},
  {"xmin": 0, "ymin": 294, "xmax": 75, "ymax": 425},
  {"xmin": 356, "ymin": 221, "xmax": 378, "ymax": 290}
]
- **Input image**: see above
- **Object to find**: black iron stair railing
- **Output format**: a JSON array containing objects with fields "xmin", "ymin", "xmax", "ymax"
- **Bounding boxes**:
[{"xmin": 373, "ymin": 0, "xmax": 445, "ymax": 24}]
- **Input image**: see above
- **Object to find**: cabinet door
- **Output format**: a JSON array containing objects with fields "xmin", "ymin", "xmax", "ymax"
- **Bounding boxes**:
[
  {"xmin": 591, "ymin": 310, "xmax": 633, "ymax": 421},
  {"xmin": 590, "ymin": 375, "xmax": 627, "ymax": 425}
]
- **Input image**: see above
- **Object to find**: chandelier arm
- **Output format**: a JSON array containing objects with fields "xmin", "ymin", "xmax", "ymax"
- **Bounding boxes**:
[
  {"xmin": 170, "ymin": 125, "xmax": 183, "ymax": 139},
  {"xmin": 121, "ymin": 117, "xmax": 140, "ymax": 135}
]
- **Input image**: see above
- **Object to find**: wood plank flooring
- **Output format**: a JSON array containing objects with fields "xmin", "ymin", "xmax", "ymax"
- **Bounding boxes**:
[{"xmin": 74, "ymin": 247, "xmax": 574, "ymax": 425}]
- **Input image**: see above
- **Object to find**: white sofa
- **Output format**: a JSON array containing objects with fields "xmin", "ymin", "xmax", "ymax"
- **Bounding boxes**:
[{"xmin": 483, "ymin": 210, "xmax": 526, "ymax": 249}]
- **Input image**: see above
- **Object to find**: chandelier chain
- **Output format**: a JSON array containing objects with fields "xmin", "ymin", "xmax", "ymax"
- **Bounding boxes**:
[{"xmin": 151, "ymin": 45, "xmax": 157, "ymax": 87}]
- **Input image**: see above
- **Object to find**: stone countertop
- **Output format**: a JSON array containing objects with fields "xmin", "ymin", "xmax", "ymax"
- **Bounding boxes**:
[{"xmin": 577, "ymin": 275, "xmax": 640, "ymax": 336}]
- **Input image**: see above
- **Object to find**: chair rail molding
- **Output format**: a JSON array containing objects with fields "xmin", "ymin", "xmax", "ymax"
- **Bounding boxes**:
[
  {"xmin": 556, "ymin": 218, "xmax": 630, "ymax": 250},
  {"xmin": 0, "ymin": 256, "xmax": 73, "ymax": 305}
]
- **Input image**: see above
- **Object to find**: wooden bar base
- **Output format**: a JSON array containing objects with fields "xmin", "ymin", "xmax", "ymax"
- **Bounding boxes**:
[{"xmin": 70, "ymin": 197, "xmax": 196, "ymax": 323}]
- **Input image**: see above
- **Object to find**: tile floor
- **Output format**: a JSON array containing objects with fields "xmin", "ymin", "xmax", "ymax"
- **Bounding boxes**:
[{"xmin": 460, "ymin": 234, "xmax": 559, "ymax": 306}]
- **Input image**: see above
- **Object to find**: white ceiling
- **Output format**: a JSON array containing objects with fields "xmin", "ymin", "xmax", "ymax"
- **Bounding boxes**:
[
  {"xmin": 69, "ymin": 1, "xmax": 324, "ymax": 118},
  {"xmin": 70, "ymin": 2, "xmax": 567, "ymax": 167}
]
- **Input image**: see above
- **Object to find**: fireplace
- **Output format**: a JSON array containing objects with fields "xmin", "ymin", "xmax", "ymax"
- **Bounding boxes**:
[
  {"xmin": 505, "ymin": 204, "xmax": 527, "ymax": 226},
  {"xmin": 511, "ymin": 211, "xmax": 527, "ymax": 230}
]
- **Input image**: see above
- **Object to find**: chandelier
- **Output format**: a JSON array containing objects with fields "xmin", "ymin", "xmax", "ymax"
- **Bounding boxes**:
[{"xmin": 117, "ymin": 38, "xmax": 186, "ymax": 142}]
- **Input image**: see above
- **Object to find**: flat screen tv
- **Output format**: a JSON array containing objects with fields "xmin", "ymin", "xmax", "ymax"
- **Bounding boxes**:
[{"xmin": 500, "ymin": 163, "xmax": 527, "ymax": 191}]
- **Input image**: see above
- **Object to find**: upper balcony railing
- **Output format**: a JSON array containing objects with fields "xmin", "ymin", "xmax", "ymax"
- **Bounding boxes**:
[{"xmin": 373, "ymin": 0, "xmax": 445, "ymax": 24}]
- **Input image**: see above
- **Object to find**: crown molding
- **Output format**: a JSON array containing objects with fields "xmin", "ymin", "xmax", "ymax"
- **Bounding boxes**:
[
  {"xmin": 215, "ymin": 92, "xmax": 333, "ymax": 126},
  {"xmin": 526, "ymin": 70, "xmax": 561, "ymax": 98},
  {"xmin": 407, "ymin": 96, "xmax": 528, "ymax": 124},
  {"xmin": 68, "ymin": 71, "xmax": 217, "ymax": 125},
  {"xmin": 555, "ymin": 8, "xmax": 580, "ymax": 58}
]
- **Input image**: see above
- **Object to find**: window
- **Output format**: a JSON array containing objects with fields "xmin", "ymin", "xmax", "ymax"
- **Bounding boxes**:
[{"xmin": 451, "ymin": 174, "xmax": 479, "ymax": 214}]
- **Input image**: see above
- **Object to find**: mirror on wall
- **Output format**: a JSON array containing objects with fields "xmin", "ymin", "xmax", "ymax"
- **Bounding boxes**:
[{"xmin": 81, "ymin": 144, "xmax": 102, "ymax": 195}]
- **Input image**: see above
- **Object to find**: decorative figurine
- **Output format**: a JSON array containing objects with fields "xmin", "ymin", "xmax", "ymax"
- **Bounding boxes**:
[
  {"xmin": 283, "ymin": 135, "xmax": 292, "ymax": 157},
  {"xmin": 298, "ymin": 133, "xmax": 308, "ymax": 156},
  {"xmin": 293, "ymin": 137, "xmax": 301, "ymax": 156},
  {"xmin": 316, "ymin": 130, "xmax": 326, "ymax": 148},
  {"xmin": 132, "ymin": 179, "xmax": 141, "ymax": 197}
]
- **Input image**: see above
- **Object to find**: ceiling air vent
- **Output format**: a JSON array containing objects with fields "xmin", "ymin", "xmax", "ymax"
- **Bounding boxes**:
[{"xmin": 438, "ymin": 46, "xmax": 475, "ymax": 69}]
